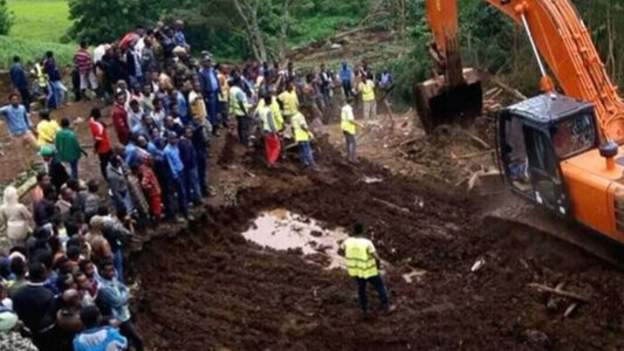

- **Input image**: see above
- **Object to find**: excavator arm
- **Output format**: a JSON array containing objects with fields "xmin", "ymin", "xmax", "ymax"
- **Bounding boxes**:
[{"xmin": 423, "ymin": 0, "xmax": 624, "ymax": 142}]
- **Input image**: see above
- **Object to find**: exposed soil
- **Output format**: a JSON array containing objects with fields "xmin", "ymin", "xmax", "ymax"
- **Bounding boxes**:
[{"xmin": 133, "ymin": 135, "xmax": 624, "ymax": 351}]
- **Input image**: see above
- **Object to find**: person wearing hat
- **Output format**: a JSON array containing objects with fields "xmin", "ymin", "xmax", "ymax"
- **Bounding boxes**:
[
  {"xmin": 0, "ymin": 186, "xmax": 33, "ymax": 249},
  {"xmin": 0, "ymin": 291, "xmax": 38, "ymax": 350}
]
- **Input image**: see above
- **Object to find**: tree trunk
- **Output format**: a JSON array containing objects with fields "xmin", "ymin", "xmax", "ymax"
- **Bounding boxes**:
[{"xmin": 232, "ymin": 0, "xmax": 268, "ymax": 61}]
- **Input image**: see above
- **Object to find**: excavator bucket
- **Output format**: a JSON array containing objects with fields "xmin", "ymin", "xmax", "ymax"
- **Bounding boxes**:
[{"xmin": 415, "ymin": 68, "xmax": 483, "ymax": 134}]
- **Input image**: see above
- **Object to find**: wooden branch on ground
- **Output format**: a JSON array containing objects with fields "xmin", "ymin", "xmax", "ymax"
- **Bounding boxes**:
[
  {"xmin": 373, "ymin": 197, "xmax": 410, "ymax": 214},
  {"xmin": 460, "ymin": 130, "xmax": 491, "ymax": 149},
  {"xmin": 491, "ymin": 76, "xmax": 528, "ymax": 101},
  {"xmin": 528, "ymin": 283, "xmax": 590, "ymax": 303},
  {"xmin": 453, "ymin": 150, "xmax": 495, "ymax": 160}
]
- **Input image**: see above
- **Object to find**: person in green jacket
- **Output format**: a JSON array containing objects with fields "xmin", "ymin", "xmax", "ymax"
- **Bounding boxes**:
[{"xmin": 55, "ymin": 118, "xmax": 86, "ymax": 179}]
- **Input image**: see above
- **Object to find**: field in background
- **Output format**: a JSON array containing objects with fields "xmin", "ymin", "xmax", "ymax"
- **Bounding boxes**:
[
  {"xmin": 8, "ymin": 0, "xmax": 70, "ymax": 42},
  {"xmin": 0, "ymin": 0, "xmax": 73, "ymax": 68}
]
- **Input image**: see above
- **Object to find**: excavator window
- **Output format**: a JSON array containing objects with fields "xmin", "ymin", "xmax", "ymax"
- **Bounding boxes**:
[
  {"xmin": 550, "ymin": 114, "xmax": 596, "ymax": 159},
  {"xmin": 499, "ymin": 113, "xmax": 571, "ymax": 215}
]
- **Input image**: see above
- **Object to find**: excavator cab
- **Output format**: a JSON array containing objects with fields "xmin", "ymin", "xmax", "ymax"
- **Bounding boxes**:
[{"xmin": 498, "ymin": 94, "xmax": 599, "ymax": 217}]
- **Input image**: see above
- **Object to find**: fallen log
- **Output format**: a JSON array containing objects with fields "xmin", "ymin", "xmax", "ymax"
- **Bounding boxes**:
[
  {"xmin": 460, "ymin": 130, "xmax": 491, "ymax": 149},
  {"xmin": 373, "ymin": 197, "xmax": 410, "ymax": 214},
  {"xmin": 491, "ymin": 76, "xmax": 528, "ymax": 101},
  {"xmin": 528, "ymin": 283, "xmax": 590, "ymax": 303}
]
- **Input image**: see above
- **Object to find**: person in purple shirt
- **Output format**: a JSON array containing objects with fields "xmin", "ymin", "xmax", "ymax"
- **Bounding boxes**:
[
  {"xmin": 199, "ymin": 56, "xmax": 221, "ymax": 136},
  {"xmin": 44, "ymin": 51, "xmax": 64, "ymax": 109}
]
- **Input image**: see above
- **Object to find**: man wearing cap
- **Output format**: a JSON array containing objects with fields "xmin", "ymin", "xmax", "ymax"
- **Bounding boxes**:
[{"xmin": 199, "ymin": 56, "xmax": 221, "ymax": 136}]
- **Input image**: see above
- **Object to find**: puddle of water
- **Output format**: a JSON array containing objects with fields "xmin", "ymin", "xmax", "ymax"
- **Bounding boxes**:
[{"xmin": 243, "ymin": 209, "xmax": 348, "ymax": 269}]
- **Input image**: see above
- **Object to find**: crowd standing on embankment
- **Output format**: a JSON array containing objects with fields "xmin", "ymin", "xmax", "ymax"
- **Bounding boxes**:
[{"xmin": 0, "ymin": 18, "xmax": 394, "ymax": 350}]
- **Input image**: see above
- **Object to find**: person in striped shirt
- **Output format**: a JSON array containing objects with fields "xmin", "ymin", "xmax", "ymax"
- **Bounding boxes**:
[{"xmin": 74, "ymin": 41, "xmax": 96, "ymax": 100}]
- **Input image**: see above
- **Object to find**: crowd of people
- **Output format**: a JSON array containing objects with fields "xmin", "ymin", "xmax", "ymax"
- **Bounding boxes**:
[{"xmin": 0, "ymin": 18, "xmax": 393, "ymax": 351}]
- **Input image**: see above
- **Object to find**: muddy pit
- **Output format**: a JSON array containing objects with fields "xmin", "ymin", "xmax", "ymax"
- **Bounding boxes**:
[{"xmin": 133, "ymin": 141, "xmax": 624, "ymax": 351}]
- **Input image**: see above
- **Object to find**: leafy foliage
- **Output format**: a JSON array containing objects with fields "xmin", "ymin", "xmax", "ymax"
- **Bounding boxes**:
[
  {"xmin": 0, "ymin": 0, "xmax": 14, "ymax": 35},
  {"xmin": 67, "ymin": 0, "xmax": 164, "ymax": 43}
]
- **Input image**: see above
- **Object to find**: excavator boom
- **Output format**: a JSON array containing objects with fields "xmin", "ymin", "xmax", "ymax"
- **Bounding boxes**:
[{"xmin": 422, "ymin": 0, "xmax": 624, "ymax": 142}]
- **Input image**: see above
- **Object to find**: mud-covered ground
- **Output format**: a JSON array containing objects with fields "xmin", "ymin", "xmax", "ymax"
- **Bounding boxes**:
[
  {"xmin": 2, "ymin": 88, "xmax": 623, "ymax": 350},
  {"xmin": 134, "ymin": 131, "xmax": 624, "ymax": 351}
]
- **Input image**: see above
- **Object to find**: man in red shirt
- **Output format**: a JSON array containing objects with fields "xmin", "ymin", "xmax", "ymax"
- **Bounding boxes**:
[
  {"xmin": 89, "ymin": 107, "xmax": 113, "ymax": 179},
  {"xmin": 111, "ymin": 91, "xmax": 130, "ymax": 145}
]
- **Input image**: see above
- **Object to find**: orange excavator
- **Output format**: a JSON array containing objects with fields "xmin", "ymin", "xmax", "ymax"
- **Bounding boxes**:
[{"xmin": 417, "ymin": 0, "xmax": 624, "ymax": 258}]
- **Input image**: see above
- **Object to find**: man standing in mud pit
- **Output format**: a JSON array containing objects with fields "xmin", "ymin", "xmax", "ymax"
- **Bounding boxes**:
[{"xmin": 341, "ymin": 223, "xmax": 395, "ymax": 317}]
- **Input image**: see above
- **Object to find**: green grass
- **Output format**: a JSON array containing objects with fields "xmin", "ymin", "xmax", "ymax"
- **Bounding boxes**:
[
  {"xmin": 0, "ymin": 35, "xmax": 74, "ymax": 67},
  {"xmin": 7, "ymin": 0, "xmax": 71, "ymax": 42},
  {"xmin": 0, "ymin": 0, "xmax": 74, "ymax": 68}
]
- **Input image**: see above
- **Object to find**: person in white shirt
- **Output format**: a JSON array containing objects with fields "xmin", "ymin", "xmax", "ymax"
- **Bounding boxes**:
[{"xmin": 341, "ymin": 97, "xmax": 363, "ymax": 163}]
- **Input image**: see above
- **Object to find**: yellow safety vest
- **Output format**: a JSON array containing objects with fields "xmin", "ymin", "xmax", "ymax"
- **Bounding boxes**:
[
  {"xmin": 229, "ymin": 86, "xmax": 248, "ymax": 117},
  {"xmin": 344, "ymin": 237, "xmax": 379, "ymax": 279},
  {"xmin": 291, "ymin": 112, "xmax": 310, "ymax": 142},
  {"xmin": 279, "ymin": 90, "xmax": 299, "ymax": 116},
  {"xmin": 341, "ymin": 105, "xmax": 356, "ymax": 135},
  {"xmin": 258, "ymin": 97, "xmax": 284, "ymax": 131},
  {"xmin": 218, "ymin": 73, "xmax": 229, "ymax": 102},
  {"xmin": 34, "ymin": 63, "xmax": 48, "ymax": 88},
  {"xmin": 360, "ymin": 80, "xmax": 375, "ymax": 102},
  {"xmin": 257, "ymin": 105, "xmax": 276, "ymax": 133}
]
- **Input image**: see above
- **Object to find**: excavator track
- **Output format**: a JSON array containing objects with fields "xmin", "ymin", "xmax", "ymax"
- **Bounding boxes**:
[{"xmin": 484, "ymin": 194, "xmax": 624, "ymax": 270}]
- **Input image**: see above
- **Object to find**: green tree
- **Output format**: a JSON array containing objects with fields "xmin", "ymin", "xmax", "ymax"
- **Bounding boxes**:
[
  {"xmin": 0, "ymin": 0, "xmax": 14, "ymax": 36},
  {"xmin": 67, "ymin": 0, "xmax": 165, "ymax": 43}
]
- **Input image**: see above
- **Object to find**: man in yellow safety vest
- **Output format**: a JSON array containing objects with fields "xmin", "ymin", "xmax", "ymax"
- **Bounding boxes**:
[
  {"xmin": 341, "ymin": 96, "xmax": 363, "ymax": 163},
  {"xmin": 291, "ymin": 111, "xmax": 316, "ymax": 168},
  {"xmin": 341, "ymin": 223, "xmax": 395, "ymax": 316}
]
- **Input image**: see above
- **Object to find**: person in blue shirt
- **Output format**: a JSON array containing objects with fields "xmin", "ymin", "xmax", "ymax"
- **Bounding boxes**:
[
  {"xmin": 0, "ymin": 93, "xmax": 37, "ymax": 148},
  {"xmin": 73, "ymin": 305, "xmax": 127, "ymax": 351},
  {"xmin": 174, "ymin": 88, "xmax": 189, "ymax": 124},
  {"xmin": 96, "ymin": 260, "xmax": 143, "ymax": 351},
  {"xmin": 340, "ymin": 61, "xmax": 354, "ymax": 98},
  {"xmin": 199, "ymin": 56, "xmax": 221, "ymax": 136},
  {"xmin": 163, "ymin": 132, "xmax": 191, "ymax": 220},
  {"xmin": 10, "ymin": 56, "xmax": 31, "ymax": 112},
  {"xmin": 173, "ymin": 20, "xmax": 189, "ymax": 51}
]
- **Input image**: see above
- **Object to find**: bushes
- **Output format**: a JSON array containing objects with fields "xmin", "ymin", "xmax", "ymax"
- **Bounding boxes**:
[
  {"xmin": 0, "ymin": 35, "xmax": 74, "ymax": 68},
  {"xmin": 0, "ymin": 0, "xmax": 13, "ymax": 35}
]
